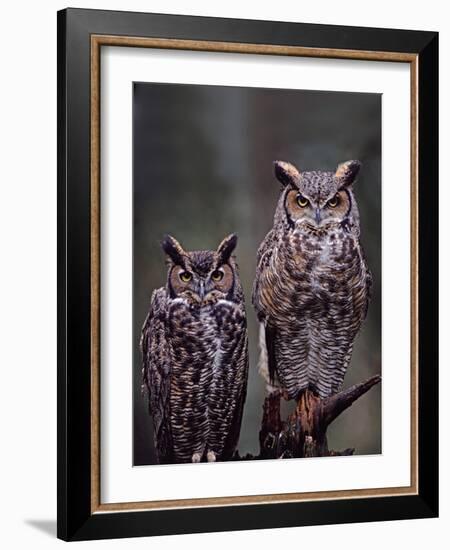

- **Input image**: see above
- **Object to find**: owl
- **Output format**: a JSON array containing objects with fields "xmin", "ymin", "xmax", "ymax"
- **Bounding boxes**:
[
  {"xmin": 141, "ymin": 233, "xmax": 249, "ymax": 464},
  {"xmin": 252, "ymin": 159, "xmax": 372, "ymax": 400}
]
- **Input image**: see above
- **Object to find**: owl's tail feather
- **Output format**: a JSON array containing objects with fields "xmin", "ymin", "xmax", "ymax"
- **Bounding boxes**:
[
  {"xmin": 265, "ymin": 324, "xmax": 277, "ymax": 385},
  {"xmin": 258, "ymin": 322, "xmax": 281, "ymax": 395}
]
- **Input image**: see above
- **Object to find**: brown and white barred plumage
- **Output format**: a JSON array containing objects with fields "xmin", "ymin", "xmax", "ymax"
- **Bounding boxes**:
[
  {"xmin": 253, "ymin": 160, "xmax": 372, "ymax": 400},
  {"xmin": 141, "ymin": 234, "xmax": 248, "ymax": 464}
]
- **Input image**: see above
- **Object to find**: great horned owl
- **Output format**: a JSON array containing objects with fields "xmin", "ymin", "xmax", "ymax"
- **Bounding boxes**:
[
  {"xmin": 252, "ymin": 160, "xmax": 372, "ymax": 400},
  {"xmin": 141, "ymin": 233, "xmax": 249, "ymax": 464}
]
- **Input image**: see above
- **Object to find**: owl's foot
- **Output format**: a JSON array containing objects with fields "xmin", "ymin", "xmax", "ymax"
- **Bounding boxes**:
[
  {"xmin": 191, "ymin": 452, "xmax": 202, "ymax": 463},
  {"xmin": 206, "ymin": 450, "xmax": 217, "ymax": 463}
]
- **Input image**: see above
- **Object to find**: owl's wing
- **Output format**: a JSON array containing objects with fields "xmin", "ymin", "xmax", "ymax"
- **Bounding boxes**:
[
  {"xmin": 252, "ymin": 230, "xmax": 279, "ymax": 385},
  {"xmin": 140, "ymin": 288, "xmax": 173, "ymax": 463},
  {"xmin": 360, "ymin": 243, "xmax": 373, "ymax": 320},
  {"xmin": 222, "ymin": 321, "xmax": 249, "ymax": 459},
  {"xmin": 256, "ymin": 228, "xmax": 276, "ymax": 265},
  {"xmin": 252, "ymin": 229, "xmax": 276, "ymax": 315},
  {"xmin": 264, "ymin": 323, "xmax": 278, "ymax": 386}
]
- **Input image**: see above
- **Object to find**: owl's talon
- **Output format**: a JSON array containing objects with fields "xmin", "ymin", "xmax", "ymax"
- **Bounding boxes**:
[
  {"xmin": 265, "ymin": 433, "xmax": 277, "ymax": 450},
  {"xmin": 206, "ymin": 450, "xmax": 216, "ymax": 462},
  {"xmin": 191, "ymin": 452, "xmax": 202, "ymax": 463}
]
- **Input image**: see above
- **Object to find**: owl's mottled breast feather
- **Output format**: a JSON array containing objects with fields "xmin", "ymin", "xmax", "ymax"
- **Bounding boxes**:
[
  {"xmin": 253, "ymin": 226, "xmax": 371, "ymax": 399},
  {"xmin": 142, "ymin": 289, "xmax": 248, "ymax": 463}
]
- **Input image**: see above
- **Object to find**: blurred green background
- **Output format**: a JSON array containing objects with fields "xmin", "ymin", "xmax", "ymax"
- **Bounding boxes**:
[{"xmin": 133, "ymin": 82, "xmax": 381, "ymax": 465}]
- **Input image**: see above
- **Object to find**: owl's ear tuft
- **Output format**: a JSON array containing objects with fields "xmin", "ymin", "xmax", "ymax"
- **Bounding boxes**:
[
  {"xmin": 161, "ymin": 234, "xmax": 186, "ymax": 266},
  {"xmin": 274, "ymin": 160, "xmax": 301, "ymax": 187},
  {"xmin": 335, "ymin": 160, "xmax": 361, "ymax": 187},
  {"xmin": 216, "ymin": 233, "xmax": 238, "ymax": 265}
]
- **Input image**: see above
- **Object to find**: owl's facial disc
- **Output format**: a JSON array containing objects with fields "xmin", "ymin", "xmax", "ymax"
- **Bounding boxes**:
[
  {"xmin": 189, "ymin": 265, "xmax": 234, "ymax": 303},
  {"xmin": 169, "ymin": 265, "xmax": 197, "ymax": 299},
  {"xmin": 285, "ymin": 188, "xmax": 351, "ymax": 229},
  {"xmin": 209, "ymin": 264, "xmax": 234, "ymax": 295},
  {"xmin": 169, "ymin": 267, "xmax": 207, "ymax": 304},
  {"xmin": 320, "ymin": 190, "xmax": 351, "ymax": 225},
  {"xmin": 168, "ymin": 263, "xmax": 234, "ymax": 304}
]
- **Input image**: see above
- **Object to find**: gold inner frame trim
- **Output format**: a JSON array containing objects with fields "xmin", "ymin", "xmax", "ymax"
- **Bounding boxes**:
[{"xmin": 90, "ymin": 34, "xmax": 419, "ymax": 514}]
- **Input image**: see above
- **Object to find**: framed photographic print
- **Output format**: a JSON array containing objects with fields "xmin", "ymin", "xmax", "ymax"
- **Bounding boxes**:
[{"xmin": 57, "ymin": 8, "xmax": 438, "ymax": 541}]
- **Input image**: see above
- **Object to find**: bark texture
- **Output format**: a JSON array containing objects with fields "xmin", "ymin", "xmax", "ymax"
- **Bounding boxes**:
[{"xmin": 258, "ymin": 375, "xmax": 381, "ymax": 459}]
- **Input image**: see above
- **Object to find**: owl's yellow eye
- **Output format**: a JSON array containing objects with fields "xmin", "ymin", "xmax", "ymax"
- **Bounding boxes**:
[
  {"xmin": 327, "ymin": 194, "xmax": 340, "ymax": 208},
  {"xmin": 211, "ymin": 270, "xmax": 224, "ymax": 282},
  {"xmin": 179, "ymin": 271, "xmax": 192, "ymax": 283},
  {"xmin": 296, "ymin": 194, "xmax": 309, "ymax": 207}
]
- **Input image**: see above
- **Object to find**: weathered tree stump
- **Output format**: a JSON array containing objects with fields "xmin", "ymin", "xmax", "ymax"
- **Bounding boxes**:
[{"xmin": 259, "ymin": 375, "xmax": 381, "ymax": 459}]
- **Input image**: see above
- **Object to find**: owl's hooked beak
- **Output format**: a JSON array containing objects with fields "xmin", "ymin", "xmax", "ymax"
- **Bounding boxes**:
[
  {"xmin": 197, "ymin": 280, "xmax": 206, "ymax": 300},
  {"xmin": 314, "ymin": 208, "xmax": 322, "ymax": 225}
]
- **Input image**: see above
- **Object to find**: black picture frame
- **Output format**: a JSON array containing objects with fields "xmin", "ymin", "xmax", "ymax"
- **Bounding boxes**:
[{"xmin": 57, "ymin": 7, "xmax": 438, "ymax": 541}]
